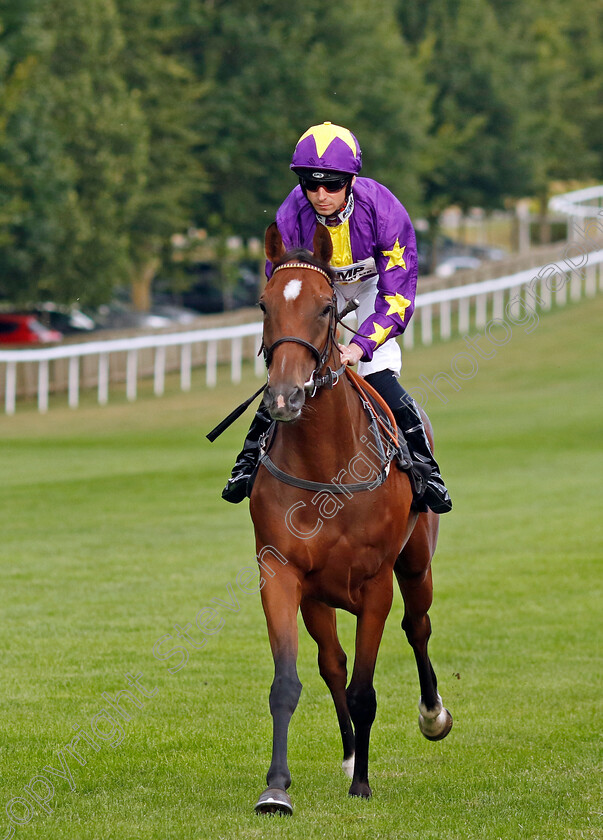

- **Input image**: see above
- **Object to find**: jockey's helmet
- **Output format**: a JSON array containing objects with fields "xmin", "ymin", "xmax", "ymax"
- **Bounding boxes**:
[{"xmin": 291, "ymin": 121, "xmax": 362, "ymax": 178}]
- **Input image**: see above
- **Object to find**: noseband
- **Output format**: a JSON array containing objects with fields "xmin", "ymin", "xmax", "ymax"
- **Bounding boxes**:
[{"xmin": 261, "ymin": 261, "xmax": 345, "ymax": 396}]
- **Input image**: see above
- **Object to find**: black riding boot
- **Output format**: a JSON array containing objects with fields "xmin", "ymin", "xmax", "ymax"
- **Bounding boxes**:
[
  {"xmin": 365, "ymin": 370, "xmax": 452, "ymax": 514},
  {"xmin": 222, "ymin": 404, "xmax": 273, "ymax": 503}
]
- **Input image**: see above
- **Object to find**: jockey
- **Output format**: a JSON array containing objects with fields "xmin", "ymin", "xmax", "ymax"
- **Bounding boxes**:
[{"xmin": 222, "ymin": 121, "xmax": 452, "ymax": 513}]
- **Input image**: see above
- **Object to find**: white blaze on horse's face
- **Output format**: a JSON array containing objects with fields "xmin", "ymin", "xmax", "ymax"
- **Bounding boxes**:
[{"xmin": 283, "ymin": 278, "xmax": 302, "ymax": 302}]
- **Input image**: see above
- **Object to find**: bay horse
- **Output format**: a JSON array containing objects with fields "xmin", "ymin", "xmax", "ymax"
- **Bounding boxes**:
[{"xmin": 249, "ymin": 222, "xmax": 452, "ymax": 815}]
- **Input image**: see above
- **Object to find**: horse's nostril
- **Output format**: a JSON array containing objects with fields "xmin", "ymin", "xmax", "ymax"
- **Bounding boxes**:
[{"xmin": 288, "ymin": 387, "xmax": 305, "ymax": 412}]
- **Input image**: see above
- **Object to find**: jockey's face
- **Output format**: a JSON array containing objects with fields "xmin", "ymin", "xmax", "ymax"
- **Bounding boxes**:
[{"xmin": 305, "ymin": 176, "xmax": 356, "ymax": 217}]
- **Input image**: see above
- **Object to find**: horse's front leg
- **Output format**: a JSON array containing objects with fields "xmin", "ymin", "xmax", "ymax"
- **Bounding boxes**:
[
  {"xmin": 301, "ymin": 598, "xmax": 355, "ymax": 776},
  {"xmin": 255, "ymin": 567, "xmax": 302, "ymax": 816},
  {"xmin": 346, "ymin": 570, "xmax": 394, "ymax": 799}
]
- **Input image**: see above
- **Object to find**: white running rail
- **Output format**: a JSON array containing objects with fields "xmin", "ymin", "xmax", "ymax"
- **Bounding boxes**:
[
  {"xmin": 549, "ymin": 185, "xmax": 603, "ymax": 219},
  {"xmin": 1, "ymin": 247, "xmax": 602, "ymax": 414}
]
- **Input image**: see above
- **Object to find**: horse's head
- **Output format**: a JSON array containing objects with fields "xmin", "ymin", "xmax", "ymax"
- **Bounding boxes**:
[{"xmin": 260, "ymin": 223, "xmax": 337, "ymax": 422}]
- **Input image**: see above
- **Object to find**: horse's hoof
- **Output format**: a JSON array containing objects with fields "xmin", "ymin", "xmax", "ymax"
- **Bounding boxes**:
[
  {"xmin": 342, "ymin": 754, "xmax": 355, "ymax": 779},
  {"xmin": 254, "ymin": 787, "xmax": 293, "ymax": 816},
  {"xmin": 348, "ymin": 782, "xmax": 372, "ymax": 799},
  {"xmin": 420, "ymin": 707, "xmax": 453, "ymax": 741},
  {"xmin": 348, "ymin": 780, "xmax": 372, "ymax": 799},
  {"xmin": 418, "ymin": 695, "xmax": 453, "ymax": 741}
]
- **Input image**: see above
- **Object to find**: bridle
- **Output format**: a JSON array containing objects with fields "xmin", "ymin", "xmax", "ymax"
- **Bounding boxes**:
[
  {"xmin": 206, "ymin": 259, "xmax": 362, "ymax": 442},
  {"xmin": 260, "ymin": 261, "xmax": 346, "ymax": 397}
]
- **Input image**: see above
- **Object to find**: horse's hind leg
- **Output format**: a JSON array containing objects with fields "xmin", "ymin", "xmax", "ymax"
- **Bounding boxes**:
[
  {"xmin": 300, "ymin": 598, "xmax": 355, "ymax": 776},
  {"xmin": 346, "ymin": 569, "xmax": 394, "ymax": 799},
  {"xmin": 395, "ymin": 512, "xmax": 452, "ymax": 741}
]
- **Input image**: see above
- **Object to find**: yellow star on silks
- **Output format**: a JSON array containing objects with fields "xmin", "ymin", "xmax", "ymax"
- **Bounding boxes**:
[
  {"xmin": 384, "ymin": 292, "xmax": 411, "ymax": 321},
  {"xmin": 382, "ymin": 239, "xmax": 407, "ymax": 271},
  {"xmin": 298, "ymin": 122, "xmax": 358, "ymax": 157},
  {"xmin": 368, "ymin": 322, "xmax": 393, "ymax": 347}
]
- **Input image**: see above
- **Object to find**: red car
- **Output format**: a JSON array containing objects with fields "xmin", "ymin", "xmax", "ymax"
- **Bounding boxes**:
[{"xmin": 0, "ymin": 314, "xmax": 63, "ymax": 345}]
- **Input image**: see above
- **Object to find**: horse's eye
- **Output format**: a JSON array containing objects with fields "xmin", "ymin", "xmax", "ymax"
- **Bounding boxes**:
[
  {"xmin": 321, "ymin": 304, "xmax": 332, "ymax": 317},
  {"xmin": 258, "ymin": 301, "xmax": 266, "ymax": 314}
]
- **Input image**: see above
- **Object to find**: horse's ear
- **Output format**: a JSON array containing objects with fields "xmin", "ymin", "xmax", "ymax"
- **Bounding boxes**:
[
  {"xmin": 312, "ymin": 224, "xmax": 333, "ymax": 265},
  {"xmin": 265, "ymin": 222, "xmax": 286, "ymax": 262}
]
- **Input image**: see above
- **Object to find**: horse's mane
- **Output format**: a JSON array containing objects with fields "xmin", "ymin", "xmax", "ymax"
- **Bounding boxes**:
[{"xmin": 272, "ymin": 248, "xmax": 337, "ymax": 284}]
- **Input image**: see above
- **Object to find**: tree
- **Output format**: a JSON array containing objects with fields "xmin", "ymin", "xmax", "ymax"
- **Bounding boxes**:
[
  {"xmin": 473, "ymin": 0, "xmax": 601, "ymax": 222},
  {"xmin": 0, "ymin": 0, "xmax": 72, "ymax": 303},
  {"xmin": 174, "ymin": 0, "xmax": 432, "ymax": 312},
  {"xmin": 489, "ymin": 0, "xmax": 602, "ymax": 240},
  {"xmin": 567, "ymin": 2, "xmax": 603, "ymax": 181},
  {"xmin": 42, "ymin": 0, "xmax": 149, "ymax": 303},
  {"xmin": 189, "ymin": 0, "xmax": 317, "ymax": 241},
  {"xmin": 0, "ymin": 0, "xmax": 206, "ymax": 310},
  {"xmin": 188, "ymin": 0, "xmax": 431, "ymax": 240},
  {"xmin": 0, "ymin": 0, "xmax": 147, "ymax": 306},
  {"xmin": 2, "ymin": 0, "xmax": 599, "ymax": 309},
  {"xmin": 395, "ymin": 0, "xmax": 532, "ymax": 265},
  {"xmin": 308, "ymin": 0, "xmax": 431, "ymax": 215},
  {"xmin": 406, "ymin": 0, "xmax": 529, "ymax": 213},
  {"xmin": 115, "ymin": 0, "xmax": 207, "ymax": 310}
]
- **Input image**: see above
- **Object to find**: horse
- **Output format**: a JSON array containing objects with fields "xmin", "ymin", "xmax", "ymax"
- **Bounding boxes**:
[{"xmin": 248, "ymin": 222, "xmax": 452, "ymax": 815}]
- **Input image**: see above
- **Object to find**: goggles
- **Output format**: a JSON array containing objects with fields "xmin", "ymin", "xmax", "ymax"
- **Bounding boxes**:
[{"xmin": 299, "ymin": 175, "xmax": 350, "ymax": 194}]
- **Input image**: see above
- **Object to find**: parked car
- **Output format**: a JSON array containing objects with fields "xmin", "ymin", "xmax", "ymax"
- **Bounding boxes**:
[
  {"xmin": 435, "ymin": 255, "xmax": 482, "ymax": 278},
  {"xmin": 0, "ymin": 314, "xmax": 63, "ymax": 344},
  {"xmin": 416, "ymin": 230, "xmax": 507, "ymax": 275},
  {"xmin": 150, "ymin": 305, "xmax": 202, "ymax": 325},
  {"xmin": 29, "ymin": 303, "xmax": 98, "ymax": 335},
  {"xmin": 92, "ymin": 303, "xmax": 174, "ymax": 330},
  {"xmin": 471, "ymin": 245, "xmax": 507, "ymax": 262}
]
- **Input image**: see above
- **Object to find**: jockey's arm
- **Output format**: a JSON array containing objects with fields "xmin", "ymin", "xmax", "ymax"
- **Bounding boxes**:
[
  {"xmin": 349, "ymin": 197, "xmax": 418, "ymax": 363},
  {"xmin": 338, "ymin": 342, "xmax": 364, "ymax": 366}
]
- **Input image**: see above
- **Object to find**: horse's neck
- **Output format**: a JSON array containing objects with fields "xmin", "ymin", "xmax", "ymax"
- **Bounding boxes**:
[{"xmin": 273, "ymin": 367, "xmax": 367, "ymax": 479}]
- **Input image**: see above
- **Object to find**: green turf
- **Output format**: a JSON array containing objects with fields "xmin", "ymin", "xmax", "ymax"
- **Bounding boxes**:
[{"xmin": 0, "ymin": 295, "xmax": 601, "ymax": 839}]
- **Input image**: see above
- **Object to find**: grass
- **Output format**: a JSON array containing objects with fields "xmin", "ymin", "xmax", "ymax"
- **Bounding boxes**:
[{"xmin": 0, "ymin": 294, "xmax": 602, "ymax": 839}]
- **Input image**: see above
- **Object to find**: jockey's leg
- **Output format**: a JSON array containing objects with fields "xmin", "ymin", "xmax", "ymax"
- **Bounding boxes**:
[
  {"xmin": 222, "ymin": 403, "xmax": 272, "ymax": 503},
  {"xmin": 364, "ymin": 369, "xmax": 452, "ymax": 514}
]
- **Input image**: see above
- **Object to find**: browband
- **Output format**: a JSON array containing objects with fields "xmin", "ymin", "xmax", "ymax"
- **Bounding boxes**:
[{"xmin": 271, "ymin": 262, "xmax": 333, "ymax": 285}]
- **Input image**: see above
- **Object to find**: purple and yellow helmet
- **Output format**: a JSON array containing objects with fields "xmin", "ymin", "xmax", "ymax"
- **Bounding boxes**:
[{"xmin": 291, "ymin": 121, "xmax": 362, "ymax": 177}]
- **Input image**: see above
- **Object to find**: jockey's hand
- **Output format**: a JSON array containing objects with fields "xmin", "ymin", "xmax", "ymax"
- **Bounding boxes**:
[{"xmin": 338, "ymin": 342, "xmax": 363, "ymax": 366}]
